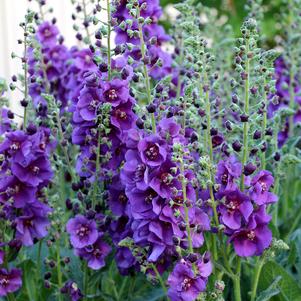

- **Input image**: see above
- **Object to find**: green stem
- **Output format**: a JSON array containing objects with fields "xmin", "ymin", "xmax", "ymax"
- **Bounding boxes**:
[
  {"xmin": 240, "ymin": 38, "xmax": 250, "ymax": 191},
  {"xmin": 23, "ymin": 26, "xmax": 28, "ymax": 128},
  {"xmin": 151, "ymin": 264, "xmax": 169, "ymax": 301},
  {"xmin": 203, "ymin": 79, "xmax": 220, "ymax": 262},
  {"xmin": 250, "ymin": 259, "xmax": 264, "ymax": 301},
  {"xmin": 107, "ymin": 0, "xmax": 112, "ymax": 80},
  {"xmin": 6, "ymin": 293, "xmax": 16, "ymax": 301},
  {"xmin": 84, "ymin": 263, "xmax": 89, "ymax": 300},
  {"xmin": 82, "ymin": 0, "xmax": 91, "ymax": 43},
  {"xmin": 261, "ymin": 79, "xmax": 267, "ymax": 170},
  {"xmin": 137, "ymin": 9, "xmax": 156, "ymax": 133},
  {"xmin": 180, "ymin": 160, "xmax": 193, "ymax": 254},
  {"xmin": 55, "ymin": 111, "xmax": 75, "ymax": 181},
  {"xmin": 56, "ymin": 239, "xmax": 62, "ymax": 301},
  {"xmin": 233, "ymin": 258, "xmax": 242, "ymax": 301}
]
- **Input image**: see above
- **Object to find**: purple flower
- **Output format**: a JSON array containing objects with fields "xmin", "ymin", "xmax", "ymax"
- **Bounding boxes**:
[
  {"xmin": 167, "ymin": 260, "xmax": 207, "ymax": 301},
  {"xmin": 115, "ymin": 247, "xmax": 137, "ymax": 275},
  {"xmin": 149, "ymin": 160, "xmax": 179, "ymax": 198},
  {"xmin": 36, "ymin": 21, "xmax": 59, "ymax": 47},
  {"xmin": 0, "ymin": 268, "xmax": 22, "ymax": 297},
  {"xmin": 111, "ymin": 99, "xmax": 137, "ymax": 132},
  {"xmin": 128, "ymin": 188, "xmax": 159, "ymax": 219},
  {"xmin": 0, "ymin": 130, "xmax": 32, "ymax": 165},
  {"xmin": 249, "ymin": 170, "xmax": 278, "ymax": 205},
  {"xmin": 75, "ymin": 235, "xmax": 111, "ymax": 270},
  {"xmin": 76, "ymin": 87, "xmax": 103, "ymax": 121},
  {"xmin": 108, "ymin": 175, "xmax": 129, "ymax": 216},
  {"xmin": 0, "ymin": 176, "xmax": 37, "ymax": 208},
  {"xmin": 11, "ymin": 156, "xmax": 53, "ymax": 187},
  {"xmin": 121, "ymin": 150, "xmax": 149, "ymax": 191},
  {"xmin": 218, "ymin": 189, "xmax": 253, "ymax": 230},
  {"xmin": 157, "ymin": 118, "xmax": 181, "ymax": 143},
  {"xmin": 230, "ymin": 207, "xmax": 272, "ymax": 257},
  {"xmin": 66, "ymin": 215, "xmax": 98, "ymax": 248},
  {"xmin": 138, "ymin": 134, "xmax": 167, "ymax": 167},
  {"xmin": 216, "ymin": 155, "xmax": 242, "ymax": 193},
  {"xmin": 188, "ymin": 208, "xmax": 210, "ymax": 248},
  {"xmin": 101, "ymin": 78, "xmax": 129, "ymax": 107},
  {"xmin": 61, "ymin": 281, "xmax": 83, "ymax": 301},
  {"xmin": 0, "ymin": 250, "xmax": 4, "ymax": 265},
  {"xmin": 16, "ymin": 202, "xmax": 51, "ymax": 246}
]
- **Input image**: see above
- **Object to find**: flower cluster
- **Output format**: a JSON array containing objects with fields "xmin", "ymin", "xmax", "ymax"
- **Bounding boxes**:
[
  {"xmin": 214, "ymin": 156, "xmax": 277, "ymax": 256},
  {"xmin": 1, "ymin": 0, "xmax": 294, "ymax": 300}
]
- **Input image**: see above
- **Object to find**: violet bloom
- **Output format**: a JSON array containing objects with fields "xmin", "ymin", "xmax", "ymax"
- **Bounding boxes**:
[
  {"xmin": 149, "ymin": 160, "xmax": 179, "ymax": 198},
  {"xmin": 0, "ymin": 268, "xmax": 22, "ymax": 297},
  {"xmin": 101, "ymin": 78, "xmax": 129, "ymax": 107},
  {"xmin": 36, "ymin": 21, "xmax": 59, "ymax": 47},
  {"xmin": 157, "ymin": 118, "xmax": 181, "ymax": 142},
  {"xmin": 115, "ymin": 247, "xmax": 138, "ymax": 275},
  {"xmin": 127, "ymin": 188, "xmax": 159, "ymax": 219},
  {"xmin": 76, "ymin": 87, "xmax": 103, "ymax": 121},
  {"xmin": 188, "ymin": 208, "xmax": 210, "ymax": 248},
  {"xmin": 249, "ymin": 170, "xmax": 278, "ymax": 205},
  {"xmin": 11, "ymin": 156, "xmax": 53, "ymax": 187},
  {"xmin": 111, "ymin": 99, "xmax": 137, "ymax": 132},
  {"xmin": 218, "ymin": 189, "xmax": 253, "ymax": 230},
  {"xmin": 0, "ymin": 176, "xmax": 37, "ymax": 208},
  {"xmin": 138, "ymin": 134, "xmax": 167, "ymax": 167},
  {"xmin": 61, "ymin": 281, "xmax": 83, "ymax": 301},
  {"xmin": 75, "ymin": 236, "xmax": 111, "ymax": 270},
  {"xmin": 0, "ymin": 250, "xmax": 4, "ymax": 265},
  {"xmin": 121, "ymin": 150, "xmax": 149, "ymax": 191},
  {"xmin": 167, "ymin": 261, "xmax": 207, "ymax": 301},
  {"xmin": 230, "ymin": 207, "xmax": 272, "ymax": 257},
  {"xmin": 0, "ymin": 130, "xmax": 32, "ymax": 165},
  {"xmin": 16, "ymin": 202, "xmax": 51, "ymax": 246},
  {"xmin": 66, "ymin": 215, "xmax": 98, "ymax": 248},
  {"xmin": 108, "ymin": 175, "xmax": 129, "ymax": 216},
  {"xmin": 0, "ymin": 108, "xmax": 12, "ymax": 135},
  {"xmin": 216, "ymin": 155, "xmax": 242, "ymax": 193}
]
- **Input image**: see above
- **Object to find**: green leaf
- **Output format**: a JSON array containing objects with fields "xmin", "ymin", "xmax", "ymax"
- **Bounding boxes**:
[
  {"xmin": 256, "ymin": 276, "xmax": 281, "ymax": 301},
  {"xmin": 18, "ymin": 260, "xmax": 37, "ymax": 301},
  {"xmin": 259, "ymin": 261, "xmax": 301, "ymax": 301}
]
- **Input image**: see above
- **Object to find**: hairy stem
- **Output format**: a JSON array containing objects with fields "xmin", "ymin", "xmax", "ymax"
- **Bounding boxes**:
[
  {"xmin": 240, "ymin": 38, "xmax": 250, "ymax": 191},
  {"xmin": 137, "ymin": 9, "xmax": 156, "ymax": 133},
  {"xmin": 250, "ymin": 259, "xmax": 264, "ymax": 301}
]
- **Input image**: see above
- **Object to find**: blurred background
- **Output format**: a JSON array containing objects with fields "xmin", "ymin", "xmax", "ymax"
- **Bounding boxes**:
[
  {"xmin": 0, "ymin": 0, "xmax": 285, "ymax": 116},
  {"xmin": 0, "ymin": 0, "xmax": 284, "ymax": 80}
]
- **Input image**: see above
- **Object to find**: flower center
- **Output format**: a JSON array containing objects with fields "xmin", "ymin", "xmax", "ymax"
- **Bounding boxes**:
[
  {"xmin": 118, "ymin": 192, "xmax": 128, "ymax": 203},
  {"xmin": 247, "ymin": 230, "xmax": 255, "ymax": 240},
  {"xmin": 160, "ymin": 172, "xmax": 172, "ymax": 185},
  {"xmin": 145, "ymin": 144, "xmax": 159, "ymax": 161},
  {"xmin": 115, "ymin": 109, "xmax": 127, "ymax": 120},
  {"xmin": 93, "ymin": 248, "xmax": 102, "ymax": 258},
  {"xmin": 85, "ymin": 55, "xmax": 91, "ymax": 63},
  {"xmin": 221, "ymin": 173, "xmax": 228, "ymax": 185},
  {"xmin": 145, "ymin": 191, "xmax": 156, "ymax": 203},
  {"xmin": 44, "ymin": 29, "xmax": 51, "ymax": 37},
  {"xmin": 10, "ymin": 142, "xmax": 20, "ymax": 151},
  {"xmin": 31, "ymin": 166, "xmax": 40, "ymax": 175},
  {"xmin": 259, "ymin": 181, "xmax": 267, "ymax": 192},
  {"xmin": 88, "ymin": 99, "xmax": 99, "ymax": 110},
  {"xmin": 6, "ymin": 185, "xmax": 20, "ymax": 196},
  {"xmin": 181, "ymin": 277, "xmax": 192, "ymax": 291},
  {"xmin": 227, "ymin": 200, "xmax": 239, "ymax": 210},
  {"xmin": 108, "ymin": 89, "xmax": 118, "ymax": 100},
  {"xmin": 24, "ymin": 219, "xmax": 33, "ymax": 227},
  {"xmin": 0, "ymin": 276, "xmax": 9, "ymax": 287},
  {"xmin": 76, "ymin": 225, "xmax": 90, "ymax": 237},
  {"xmin": 135, "ymin": 164, "xmax": 146, "ymax": 181}
]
